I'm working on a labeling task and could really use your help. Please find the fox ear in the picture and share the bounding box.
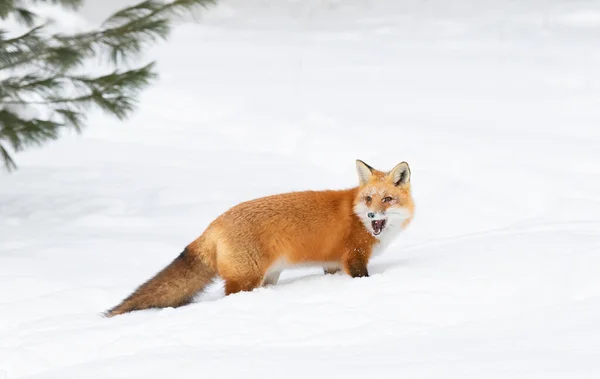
[356,159,374,185]
[388,162,410,186]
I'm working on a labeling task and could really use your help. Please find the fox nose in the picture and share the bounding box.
[367,212,375,219]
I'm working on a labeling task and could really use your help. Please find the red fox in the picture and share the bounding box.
[105,160,414,317]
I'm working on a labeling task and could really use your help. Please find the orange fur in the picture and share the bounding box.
[105,160,414,317]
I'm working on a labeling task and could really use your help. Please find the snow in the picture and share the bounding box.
[1,0,600,377]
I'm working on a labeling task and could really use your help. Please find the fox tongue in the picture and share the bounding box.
[371,219,386,235]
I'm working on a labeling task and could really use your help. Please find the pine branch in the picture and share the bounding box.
[0,75,63,98]
[0,106,82,171]
[3,94,93,105]
[14,7,37,27]
[0,0,216,171]
[2,63,156,114]
[0,109,63,151]
[57,0,215,64]
[73,61,157,93]
[54,107,83,131]
[103,0,215,27]
[102,0,167,28]
[0,143,16,171]
[0,63,156,169]
[43,45,86,71]
[1,24,87,73]
[0,0,15,19]
[0,0,82,23]
[0,25,47,70]
[71,62,157,119]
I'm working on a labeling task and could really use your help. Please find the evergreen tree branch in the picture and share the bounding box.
[0,27,86,73]
[71,62,157,118]
[14,7,37,26]
[2,24,44,45]
[0,75,62,99]
[2,95,93,105]
[0,106,84,171]
[0,0,16,19]
[103,0,214,28]
[57,0,215,64]
[0,143,17,171]
[2,63,156,115]
[54,107,83,131]
[0,109,63,151]
[0,0,216,171]
[0,0,82,23]
[0,25,47,70]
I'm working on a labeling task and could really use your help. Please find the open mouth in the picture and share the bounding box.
[371,219,387,236]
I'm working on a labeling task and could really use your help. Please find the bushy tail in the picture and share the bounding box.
[105,247,216,317]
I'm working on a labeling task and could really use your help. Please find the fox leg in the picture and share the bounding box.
[323,263,341,275]
[344,259,369,278]
[224,275,263,295]
[262,270,281,286]
[342,249,370,278]
[219,248,268,296]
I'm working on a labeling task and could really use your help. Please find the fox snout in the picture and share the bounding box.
[366,210,386,219]
[364,211,387,235]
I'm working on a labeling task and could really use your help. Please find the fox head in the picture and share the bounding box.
[353,159,414,238]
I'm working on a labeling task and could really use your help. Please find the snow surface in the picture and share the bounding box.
[2,0,600,378]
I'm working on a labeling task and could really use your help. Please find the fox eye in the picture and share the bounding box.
[365,196,372,203]
[382,196,393,203]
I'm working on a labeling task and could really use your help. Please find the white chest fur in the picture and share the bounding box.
[370,224,403,258]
